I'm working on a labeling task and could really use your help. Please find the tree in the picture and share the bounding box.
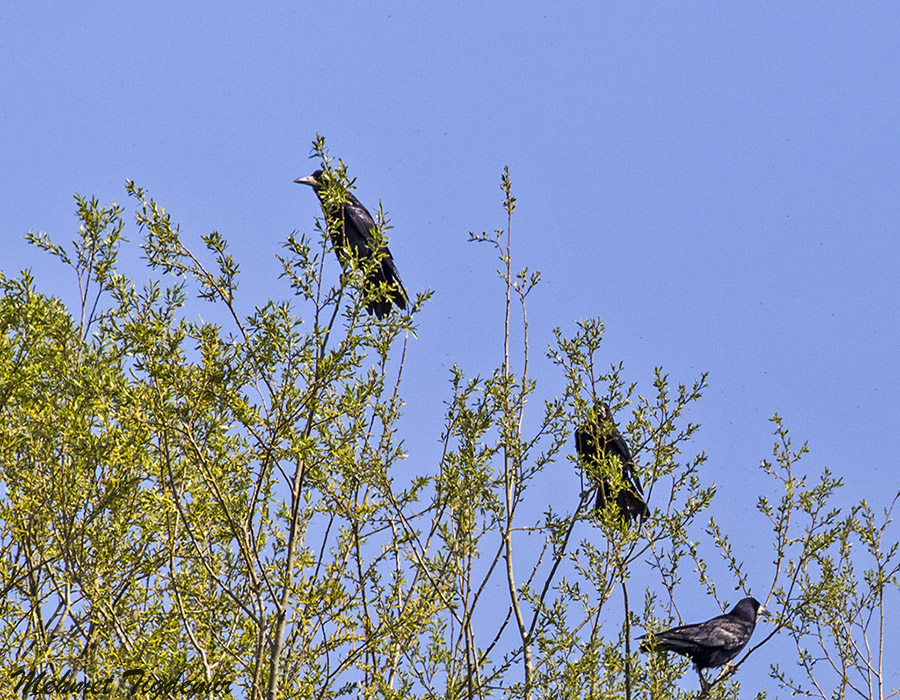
[0,139,896,699]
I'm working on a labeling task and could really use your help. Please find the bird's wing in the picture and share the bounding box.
[343,194,408,316]
[655,616,752,652]
[604,424,648,507]
[341,197,377,249]
[577,418,649,515]
[598,425,645,500]
[622,460,646,497]
[574,425,597,461]
[603,427,633,464]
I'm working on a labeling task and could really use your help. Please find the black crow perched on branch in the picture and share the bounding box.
[574,402,649,523]
[640,597,764,673]
[295,169,408,318]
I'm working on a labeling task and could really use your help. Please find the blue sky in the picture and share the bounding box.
[3,2,899,693]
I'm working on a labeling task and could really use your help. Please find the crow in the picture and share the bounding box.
[295,169,408,318]
[574,402,649,523]
[640,597,764,671]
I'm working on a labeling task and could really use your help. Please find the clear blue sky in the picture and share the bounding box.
[3,2,899,693]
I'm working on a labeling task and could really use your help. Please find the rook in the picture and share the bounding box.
[295,169,408,318]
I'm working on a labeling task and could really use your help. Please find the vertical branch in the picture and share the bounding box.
[503,512,531,694]
[878,559,885,700]
[266,274,344,700]
[502,166,513,380]
[353,518,373,690]
[623,576,632,700]
[266,450,306,700]
[493,167,533,697]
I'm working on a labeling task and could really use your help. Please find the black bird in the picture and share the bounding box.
[574,402,649,523]
[640,597,764,671]
[295,169,408,318]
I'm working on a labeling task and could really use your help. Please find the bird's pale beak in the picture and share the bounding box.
[294,175,316,186]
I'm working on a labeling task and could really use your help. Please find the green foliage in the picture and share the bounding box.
[0,141,895,699]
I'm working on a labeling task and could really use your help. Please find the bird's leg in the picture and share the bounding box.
[696,667,710,697]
